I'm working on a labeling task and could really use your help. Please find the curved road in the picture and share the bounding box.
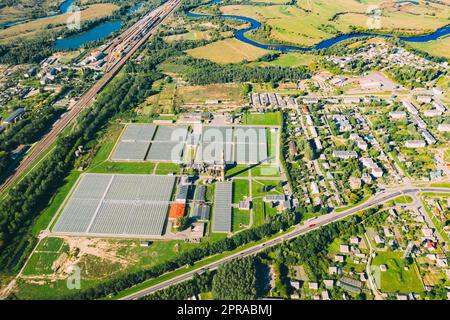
[120,187,450,300]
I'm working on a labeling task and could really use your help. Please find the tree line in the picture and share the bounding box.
[64,212,296,300]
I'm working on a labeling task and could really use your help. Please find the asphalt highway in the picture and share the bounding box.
[120,187,450,300]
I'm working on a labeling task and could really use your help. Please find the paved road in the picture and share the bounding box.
[120,187,450,300]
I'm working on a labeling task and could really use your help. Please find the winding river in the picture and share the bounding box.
[186,0,450,52]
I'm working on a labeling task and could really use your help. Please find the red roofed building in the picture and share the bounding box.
[169,204,186,227]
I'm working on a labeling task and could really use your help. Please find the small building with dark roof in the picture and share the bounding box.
[2,108,25,124]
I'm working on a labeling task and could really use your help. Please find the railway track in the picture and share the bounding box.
[0,0,181,195]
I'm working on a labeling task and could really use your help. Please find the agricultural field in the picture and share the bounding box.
[186,38,270,63]
[0,3,119,42]
[219,0,450,47]
[408,36,450,59]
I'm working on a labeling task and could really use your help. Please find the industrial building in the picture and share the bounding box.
[212,182,233,233]
[53,174,176,237]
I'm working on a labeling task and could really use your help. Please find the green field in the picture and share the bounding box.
[22,237,68,276]
[36,237,64,252]
[186,38,270,63]
[15,239,198,299]
[226,164,251,178]
[372,251,423,294]
[251,165,280,178]
[154,162,181,175]
[232,208,251,232]
[252,52,318,67]
[232,179,250,204]
[408,36,450,59]
[392,195,414,205]
[89,161,155,174]
[220,0,450,47]
[242,112,282,126]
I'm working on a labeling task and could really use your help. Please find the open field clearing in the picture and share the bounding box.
[186,38,270,63]
[146,83,245,109]
[372,251,423,294]
[15,237,197,299]
[0,3,119,41]
[407,36,450,59]
[177,83,245,104]
[252,52,319,67]
[165,30,211,42]
[220,0,450,47]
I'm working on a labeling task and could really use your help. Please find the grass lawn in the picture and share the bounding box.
[36,237,64,252]
[335,195,371,213]
[430,182,450,188]
[232,208,250,232]
[392,195,414,205]
[372,251,423,294]
[21,252,64,276]
[88,161,155,174]
[242,112,282,126]
[186,38,270,63]
[233,179,250,203]
[226,164,251,178]
[251,165,280,178]
[252,179,284,198]
[22,237,68,276]
[32,170,81,235]
[154,163,181,175]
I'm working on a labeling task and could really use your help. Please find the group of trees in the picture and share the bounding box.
[0,34,54,64]
[181,56,310,85]
[66,212,296,299]
[212,257,257,300]
[0,106,64,182]
[143,256,258,300]
[143,272,214,300]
